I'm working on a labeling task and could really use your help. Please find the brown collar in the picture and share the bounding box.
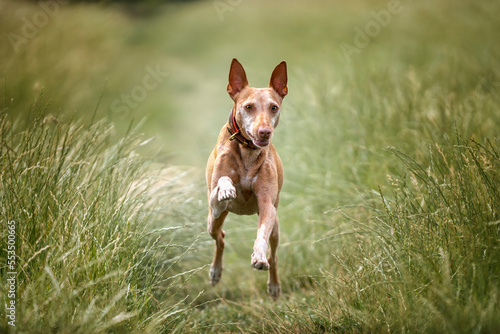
[226,108,259,150]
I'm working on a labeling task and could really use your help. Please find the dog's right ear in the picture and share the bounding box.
[227,58,248,99]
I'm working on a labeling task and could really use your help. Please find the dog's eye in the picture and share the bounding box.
[271,105,278,111]
[245,104,252,110]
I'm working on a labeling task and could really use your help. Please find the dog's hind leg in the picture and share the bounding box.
[267,215,281,300]
[207,175,236,286]
[207,207,228,286]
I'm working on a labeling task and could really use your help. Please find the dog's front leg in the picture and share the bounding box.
[209,176,236,219]
[251,199,276,271]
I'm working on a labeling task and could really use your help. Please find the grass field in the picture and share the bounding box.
[1,0,499,332]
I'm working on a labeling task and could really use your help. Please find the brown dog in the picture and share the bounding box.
[206,59,287,300]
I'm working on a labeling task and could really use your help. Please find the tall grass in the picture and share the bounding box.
[305,136,500,333]
[0,100,206,333]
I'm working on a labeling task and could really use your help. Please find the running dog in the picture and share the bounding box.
[206,58,288,300]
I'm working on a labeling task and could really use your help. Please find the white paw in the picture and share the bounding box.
[209,265,222,286]
[251,251,269,271]
[217,176,236,202]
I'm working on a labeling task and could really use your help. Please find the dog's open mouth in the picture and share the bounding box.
[248,133,270,147]
[254,140,270,147]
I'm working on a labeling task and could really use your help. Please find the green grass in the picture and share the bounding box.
[1,0,500,332]
[0,104,208,333]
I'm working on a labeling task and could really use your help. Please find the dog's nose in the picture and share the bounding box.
[258,128,272,140]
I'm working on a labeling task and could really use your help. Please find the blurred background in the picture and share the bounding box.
[3,0,497,166]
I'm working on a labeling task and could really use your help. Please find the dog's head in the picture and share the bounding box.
[227,59,287,148]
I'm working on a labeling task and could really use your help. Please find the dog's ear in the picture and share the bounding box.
[227,58,248,99]
[269,61,288,98]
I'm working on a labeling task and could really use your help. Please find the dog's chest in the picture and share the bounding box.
[228,174,258,215]
[238,174,256,201]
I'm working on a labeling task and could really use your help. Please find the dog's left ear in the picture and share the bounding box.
[227,58,249,99]
[269,61,288,98]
